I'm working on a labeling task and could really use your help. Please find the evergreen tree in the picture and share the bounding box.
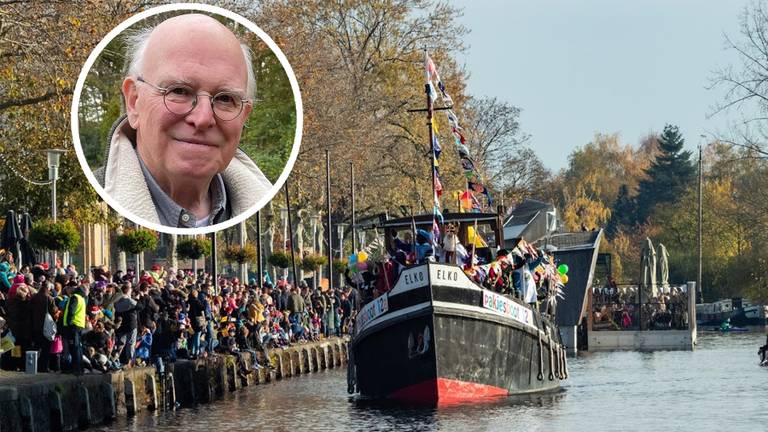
[606,184,636,238]
[635,124,695,223]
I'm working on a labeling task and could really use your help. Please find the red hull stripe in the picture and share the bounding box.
[388,378,508,404]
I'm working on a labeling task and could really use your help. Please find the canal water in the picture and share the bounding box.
[93,330,767,432]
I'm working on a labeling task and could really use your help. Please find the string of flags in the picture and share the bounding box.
[424,52,492,215]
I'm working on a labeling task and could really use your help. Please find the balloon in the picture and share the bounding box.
[557,264,569,275]
[348,254,357,264]
[357,251,368,262]
[356,261,368,271]
[561,274,569,284]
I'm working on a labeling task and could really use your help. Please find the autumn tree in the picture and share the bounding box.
[561,173,611,232]
[254,0,469,222]
[0,1,149,224]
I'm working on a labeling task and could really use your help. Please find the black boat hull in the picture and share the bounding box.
[351,263,565,405]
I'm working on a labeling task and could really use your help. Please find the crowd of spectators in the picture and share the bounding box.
[0,252,356,377]
[591,280,689,330]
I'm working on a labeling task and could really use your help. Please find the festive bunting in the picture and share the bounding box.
[424,52,492,212]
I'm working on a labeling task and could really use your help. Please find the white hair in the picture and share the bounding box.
[124,24,257,101]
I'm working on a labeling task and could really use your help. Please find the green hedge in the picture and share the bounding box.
[267,250,292,268]
[300,253,328,272]
[176,237,212,260]
[116,229,158,254]
[28,219,80,252]
[332,258,348,275]
[223,244,257,264]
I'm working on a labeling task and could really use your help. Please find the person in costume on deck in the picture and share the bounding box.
[512,253,544,304]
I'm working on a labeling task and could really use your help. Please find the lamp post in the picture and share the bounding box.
[280,206,289,280]
[309,212,320,289]
[46,149,66,268]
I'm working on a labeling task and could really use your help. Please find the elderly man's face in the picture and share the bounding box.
[124,15,252,186]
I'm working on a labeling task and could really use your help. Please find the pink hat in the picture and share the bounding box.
[13,274,25,284]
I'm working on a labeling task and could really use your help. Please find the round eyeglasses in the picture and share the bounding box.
[136,77,249,121]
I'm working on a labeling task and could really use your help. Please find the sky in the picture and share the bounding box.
[454,0,756,172]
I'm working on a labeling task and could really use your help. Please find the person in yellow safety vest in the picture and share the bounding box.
[62,282,89,375]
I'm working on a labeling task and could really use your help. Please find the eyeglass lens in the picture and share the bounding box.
[163,84,243,120]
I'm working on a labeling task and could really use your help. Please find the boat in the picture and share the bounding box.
[730,299,768,326]
[346,212,568,405]
[711,326,749,333]
[696,298,768,326]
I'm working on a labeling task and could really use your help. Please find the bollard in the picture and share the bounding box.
[194,366,212,403]
[19,396,34,432]
[124,378,137,416]
[102,382,117,420]
[291,350,301,375]
[78,385,93,427]
[300,349,310,374]
[311,347,320,372]
[321,346,329,369]
[327,345,335,369]
[333,343,342,367]
[226,361,238,392]
[146,374,159,411]
[49,390,64,431]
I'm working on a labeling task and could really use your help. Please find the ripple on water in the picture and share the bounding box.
[90,330,768,432]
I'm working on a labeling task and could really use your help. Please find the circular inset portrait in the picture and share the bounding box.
[71,4,302,234]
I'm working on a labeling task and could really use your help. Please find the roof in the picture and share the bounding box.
[539,231,601,251]
[551,229,604,327]
[503,198,553,227]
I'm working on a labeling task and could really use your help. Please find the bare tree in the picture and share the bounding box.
[460,96,548,204]
[710,0,768,158]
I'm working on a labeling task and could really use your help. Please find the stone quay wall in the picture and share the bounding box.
[0,337,349,432]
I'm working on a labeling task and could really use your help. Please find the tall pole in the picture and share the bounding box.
[697,140,703,303]
[52,178,57,222]
[326,150,333,290]
[209,231,217,280]
[256,211,263,287]
[310,214,318,290]
[426,53,437,235]
[285,181,298,286]
[52,177,57,268]
[351,162,356,253]
[281,207,288,280]
[238,221,247,282]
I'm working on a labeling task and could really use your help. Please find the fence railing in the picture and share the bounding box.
[591,299,690,331]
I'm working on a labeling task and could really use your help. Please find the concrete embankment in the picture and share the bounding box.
[0,337,349,432]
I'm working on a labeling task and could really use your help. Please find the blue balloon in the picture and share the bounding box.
[348,254,357,264]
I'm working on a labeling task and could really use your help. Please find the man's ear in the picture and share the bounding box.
[122,77,140,129]
[241,101,253,123]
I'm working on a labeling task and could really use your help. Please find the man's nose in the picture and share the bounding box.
[185,95,216,129]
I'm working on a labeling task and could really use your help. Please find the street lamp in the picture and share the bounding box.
[46,149,66,268]
[46,149,66,221]
[337,223,348,260]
